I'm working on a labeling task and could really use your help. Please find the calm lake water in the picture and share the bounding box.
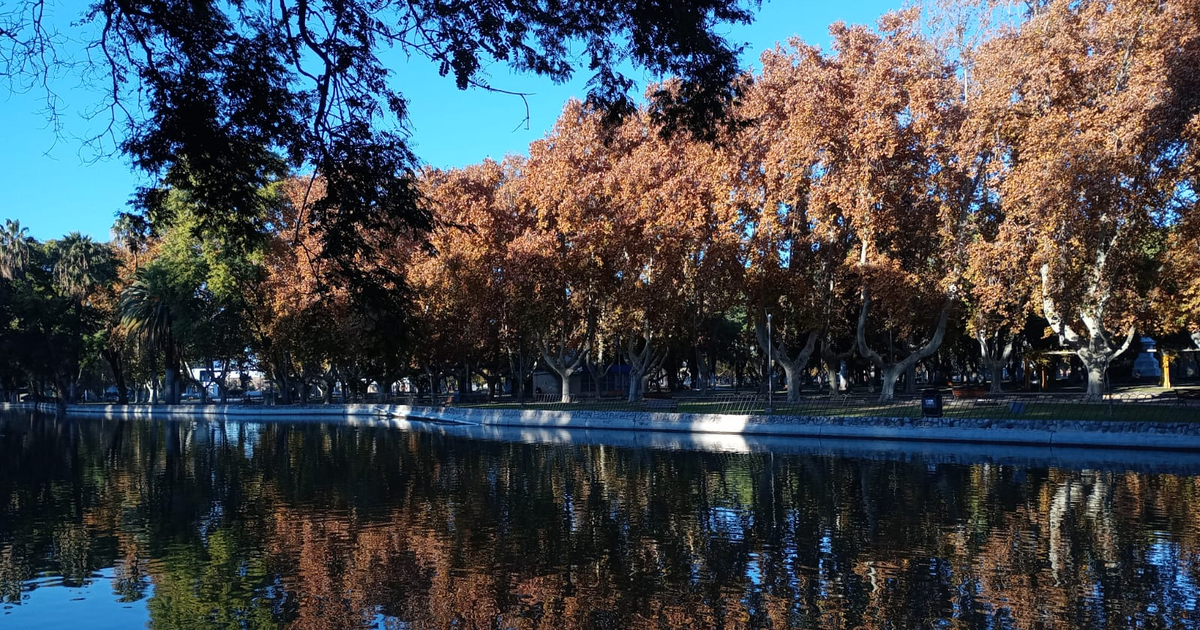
[1,411,1198,629]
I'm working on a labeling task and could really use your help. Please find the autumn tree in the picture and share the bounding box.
[970,0,1200,399]
[517,100,633,402]
[624,96,745,397]
[594,106,741,401]
[413,159,536,400]
[750,12,970,402]
[959,187,1038,393]
[254,176,419,404]
[1148,4,1200,355]
[734,43,863,401]
[1156,216,1200,352]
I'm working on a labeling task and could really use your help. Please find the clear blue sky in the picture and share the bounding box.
[0,0,897,242]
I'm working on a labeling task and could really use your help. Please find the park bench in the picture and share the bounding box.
[641,398,679,412]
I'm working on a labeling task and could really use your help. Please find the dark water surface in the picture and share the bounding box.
[2,411,1199,629]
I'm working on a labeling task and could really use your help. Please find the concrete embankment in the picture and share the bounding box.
[396,405,1200,451]
[4,401,1200,451]
[358,417,1200,475]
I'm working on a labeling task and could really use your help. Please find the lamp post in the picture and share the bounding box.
[766,312,773,414]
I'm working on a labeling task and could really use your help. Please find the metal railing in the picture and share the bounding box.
[417,388,1200,423]
[65,387,1200,424]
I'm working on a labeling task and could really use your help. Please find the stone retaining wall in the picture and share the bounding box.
[5,402,1200,451]
[391,405,1200,450]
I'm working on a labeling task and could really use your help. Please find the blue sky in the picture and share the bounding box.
[0,0,896,242]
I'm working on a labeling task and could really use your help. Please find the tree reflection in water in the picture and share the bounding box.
[1,412,1198,629]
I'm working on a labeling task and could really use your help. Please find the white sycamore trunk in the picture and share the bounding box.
[1040,264,1135,402]
[539,332,590,404]
[976,331,1016,395]
[856,289,953,403]
[755,323,818,403]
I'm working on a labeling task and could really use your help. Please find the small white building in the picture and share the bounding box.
[187,362,265,398]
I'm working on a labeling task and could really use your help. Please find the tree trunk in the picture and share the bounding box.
[430,368,440,405]
[550,363,573,403]
[825,362,840,394]
[783,363,803,403]
[976,332,1015,395]
[539,333,590,404]
[988,362,1004,394]
[51,372,69,412]
[695,346,712,396]
[164,343,180,405]
[1040,265,1135,402]
[879,365,903,403]
[821,342,852,395]
[586,360,612,400]
[460,361,471,401]
[755,323,818,403]
[761,353,771,396]
[102,348,129,405]
[624,323,666,403]
[509,338,536,406]
[663,354,682,392]
[1041,265,1132,403]
[857,289,953,403]
[200,357,212,404]
[628,370,643,401]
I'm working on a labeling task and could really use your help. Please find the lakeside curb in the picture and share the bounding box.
[4,401,1200,451]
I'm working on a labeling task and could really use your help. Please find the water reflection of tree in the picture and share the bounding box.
[2,414,1200,629]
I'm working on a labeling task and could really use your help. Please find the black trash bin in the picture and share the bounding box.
[921,388,943,418]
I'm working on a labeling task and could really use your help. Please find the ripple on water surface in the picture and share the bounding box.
[1,412,1199,629]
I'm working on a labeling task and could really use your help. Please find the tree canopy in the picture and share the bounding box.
[2,0,1199,406]
[1,0,758,261]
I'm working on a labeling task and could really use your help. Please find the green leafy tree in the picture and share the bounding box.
[0,223,115,405]
[0,219,32,281]
[2,0,759,317]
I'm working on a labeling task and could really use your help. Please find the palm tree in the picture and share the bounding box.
[121,265,182,404]
[111,213,149,271]
[0,219,32,280]
[52,232,113,300]
[48,233,119,403]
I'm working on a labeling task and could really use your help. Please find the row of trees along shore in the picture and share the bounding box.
[3,1,1200,406]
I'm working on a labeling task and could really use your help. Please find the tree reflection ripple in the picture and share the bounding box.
[1,412,1198,629]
